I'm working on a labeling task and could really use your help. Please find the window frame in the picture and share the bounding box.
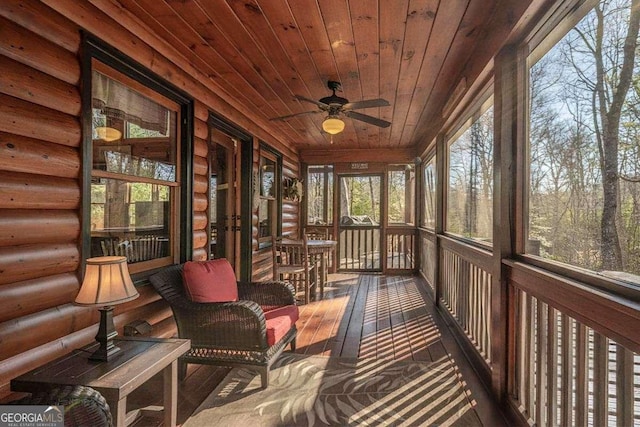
[444,88,495,249]
[421,153,437,230]
[516,0,640,300]
[81,34,193,279]
[386,164,416,227]
[257,143,282,249]
[305,164,334,226]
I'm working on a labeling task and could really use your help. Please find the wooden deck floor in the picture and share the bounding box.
[129,273,507,426]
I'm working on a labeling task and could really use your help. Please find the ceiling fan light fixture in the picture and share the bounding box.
[95,126,122,142]
[322,116,345,135]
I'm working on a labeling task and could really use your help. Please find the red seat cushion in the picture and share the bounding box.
[264,305,299,347]
[182,259,238,303]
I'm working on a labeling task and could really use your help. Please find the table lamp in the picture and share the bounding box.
[75,256,139,361]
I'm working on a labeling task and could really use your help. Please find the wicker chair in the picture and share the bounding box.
[11,385,112,427]
[149,262,298,388]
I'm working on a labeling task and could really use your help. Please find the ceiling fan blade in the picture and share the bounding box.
[342,98,390,111]
[270,110,322,121]
[294,95,330,110]
[345,111,391,128]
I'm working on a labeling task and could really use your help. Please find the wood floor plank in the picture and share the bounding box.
[305,280,352,355]
[359,274,378,358]
[294,296,325,352]
[391,276,428,361]
[325,273,360,355]
[376,275,396,359]
[342,274,371,358]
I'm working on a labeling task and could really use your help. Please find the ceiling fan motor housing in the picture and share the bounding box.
[320,81,349,107]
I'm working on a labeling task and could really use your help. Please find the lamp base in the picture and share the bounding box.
[90,306,120,362]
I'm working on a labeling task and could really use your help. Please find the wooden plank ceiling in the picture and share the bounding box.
[110,0,531,153]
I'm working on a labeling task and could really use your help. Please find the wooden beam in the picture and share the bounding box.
[0,132,80,179]
[0,170,80,210]
[0,94,80,148]
[0,57,81,116]
[300,147,416,164]
[491,44,519,400]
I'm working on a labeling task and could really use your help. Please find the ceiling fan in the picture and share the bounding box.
[271,81,391,138]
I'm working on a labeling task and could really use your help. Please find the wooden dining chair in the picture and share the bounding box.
[272,235,316,304]
[304,226,329,240]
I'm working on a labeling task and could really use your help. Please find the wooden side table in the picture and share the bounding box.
[11,337,190,427]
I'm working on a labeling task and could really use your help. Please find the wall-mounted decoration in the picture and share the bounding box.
[283,177,302,202]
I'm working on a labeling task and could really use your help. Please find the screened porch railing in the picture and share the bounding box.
[439,238,493,365]
[509,265,640,427]
[339,226,380,270]
[337,226,417,271]
[386,227,416,270]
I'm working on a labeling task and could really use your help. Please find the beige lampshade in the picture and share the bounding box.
[75,256,139,306]
[95,126,122,142]
[322,116,345,135]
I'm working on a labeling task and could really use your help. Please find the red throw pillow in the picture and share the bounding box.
[182,259,238,303]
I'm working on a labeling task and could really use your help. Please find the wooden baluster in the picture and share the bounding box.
[525,293,535,419]
[616,345,633,427]
[547,307,558,426]
[535,299,547,426]
[593,332,608,427]
[560,314,573,427]
[575,323,588,427]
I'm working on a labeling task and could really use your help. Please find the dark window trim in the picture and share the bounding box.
[305,164,334,226]
[81,33,194,279]
[258,142,283,247]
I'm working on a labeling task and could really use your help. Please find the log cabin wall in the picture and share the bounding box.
[0,0,300,398]
[192,102,210,262]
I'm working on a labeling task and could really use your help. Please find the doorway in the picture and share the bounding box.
[337,174,383,271]
[208,127,240,272]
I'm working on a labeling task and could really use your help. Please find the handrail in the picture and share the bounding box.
[508,260,640,426]
[506,260,640,354]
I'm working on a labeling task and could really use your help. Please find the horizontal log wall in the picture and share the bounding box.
[0,1,85,396]
[0,0,300,398]
[192,103,209,262]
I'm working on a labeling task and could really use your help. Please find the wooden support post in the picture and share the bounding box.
[434,133,445,306]
[491,44,519,400]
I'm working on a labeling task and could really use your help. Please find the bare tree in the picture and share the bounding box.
[564,0,640,269]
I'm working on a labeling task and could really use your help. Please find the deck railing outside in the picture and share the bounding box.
[339,226,381,270]
[439,244,493,365]
[337,226,416,272]
[433,237,640,426]
[512,288,640,426]
[419,231,437,294]
[386,227,416,270]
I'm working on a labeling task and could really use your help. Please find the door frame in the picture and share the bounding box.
[208,113,253,281]
[336,172,385,272]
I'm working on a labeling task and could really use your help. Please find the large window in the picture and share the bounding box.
[527,0,640,281]
[447,100,494,244]
[422,155,436,229]
[388,165,415,225]
[89,61,180,273]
